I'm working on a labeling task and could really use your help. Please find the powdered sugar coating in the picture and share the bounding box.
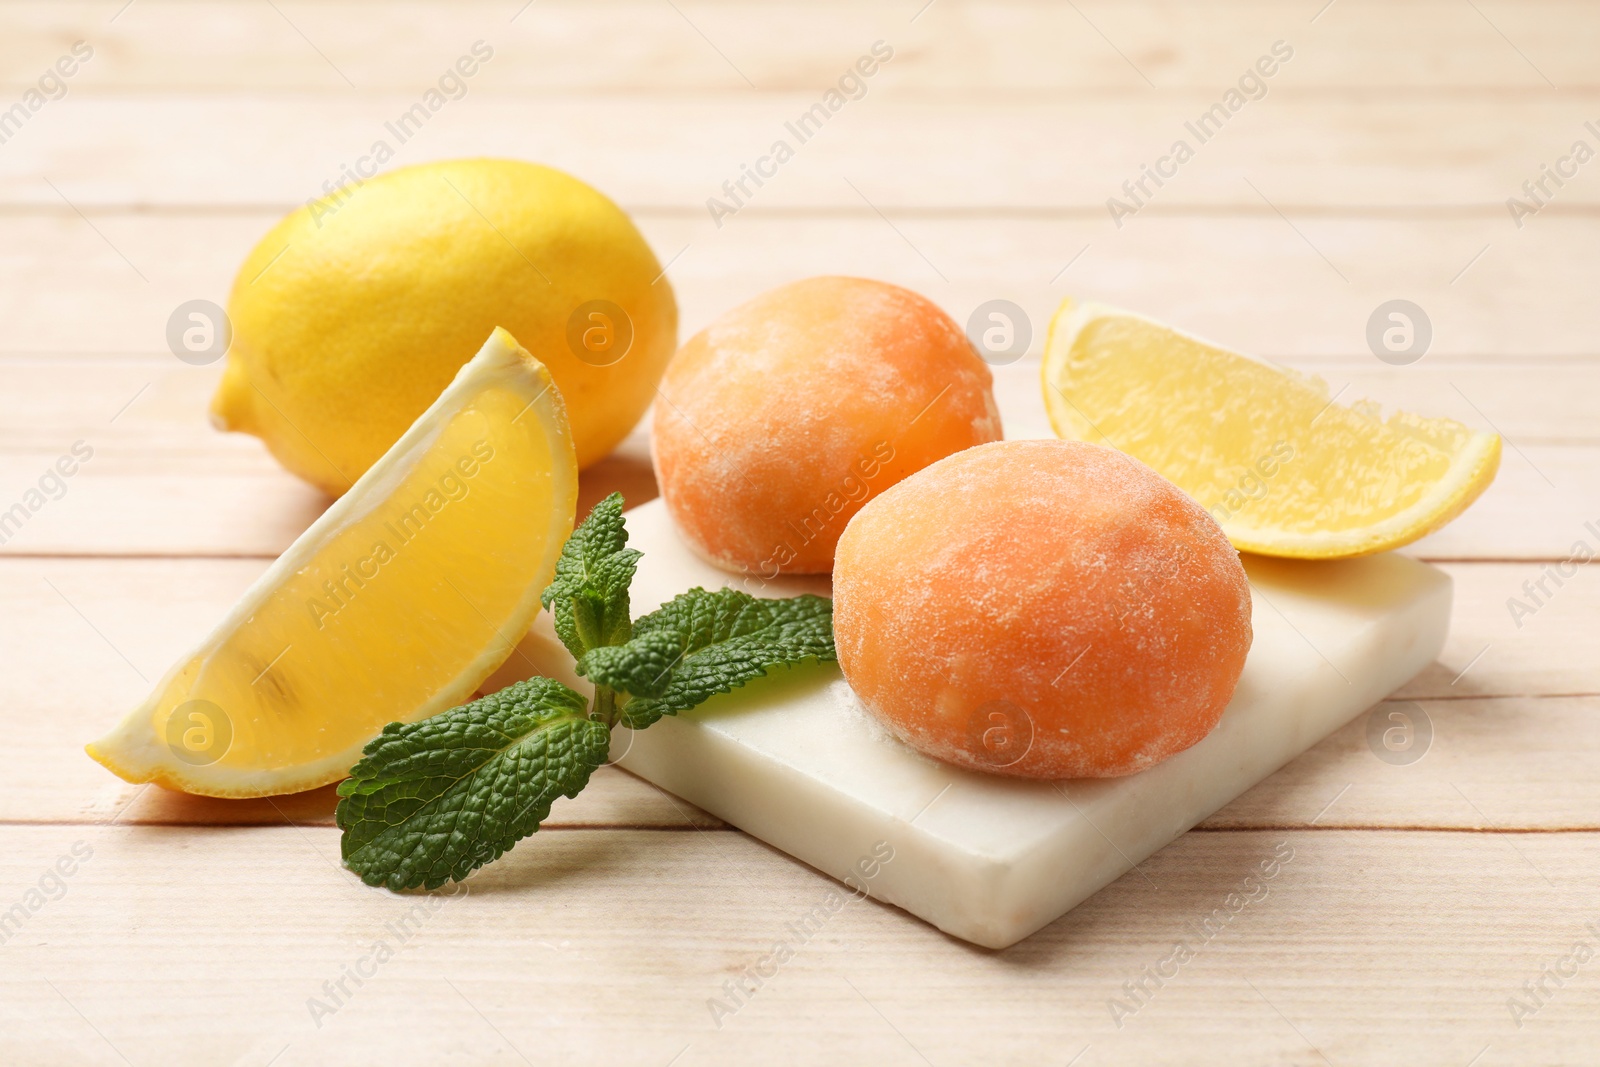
[651,276,1003,575]
[832,439,1253,779]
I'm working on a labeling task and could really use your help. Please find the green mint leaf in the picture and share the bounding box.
[540,492,641,661]
[577,628,682,698]
[611,589,836,729]
[335,678,610,890]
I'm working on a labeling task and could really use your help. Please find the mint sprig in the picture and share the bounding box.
[336,678,607,890]
[336,493,835,890]
[585,589,836,729]
[540,491,640,662]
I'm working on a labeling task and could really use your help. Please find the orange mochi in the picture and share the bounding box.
[651,276,1002,576]
[833,439,1253,779]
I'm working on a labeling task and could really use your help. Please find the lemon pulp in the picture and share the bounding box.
[88,329,578,797]
[1041,301,1500,558]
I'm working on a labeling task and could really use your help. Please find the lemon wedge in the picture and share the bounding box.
[1041,300,1500,558]
[88,328,579,797]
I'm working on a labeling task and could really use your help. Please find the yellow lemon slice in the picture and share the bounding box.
[1041,299,1500,559]
[87,328,579,797]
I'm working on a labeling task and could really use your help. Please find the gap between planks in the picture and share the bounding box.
[9,204,1600,219]
[0,817,725,831]
[5,818,1597,833]
[4,552,1592,567]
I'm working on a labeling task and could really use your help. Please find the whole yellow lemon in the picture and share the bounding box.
[211,158,677,495]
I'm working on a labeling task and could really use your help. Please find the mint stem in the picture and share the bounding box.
[593,685,620,730]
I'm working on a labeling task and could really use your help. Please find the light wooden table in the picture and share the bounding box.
[2,2,1596,1064]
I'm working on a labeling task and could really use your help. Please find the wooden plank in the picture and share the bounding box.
[72,693,1600,835]
[0,356,1586,559]
[2,0,1595,95]
[3,95,1600,211]
[5,554,1595,826]
[1402,562,1600,700]
[6,354,1597,450]
[0,823,1594,1063]
[1407,453,1596,561]
[0,446,660,558]
[71,766,724,832]
[0,412,1575,568]
[1199,695,1600,831]
[1,214,1596,361]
